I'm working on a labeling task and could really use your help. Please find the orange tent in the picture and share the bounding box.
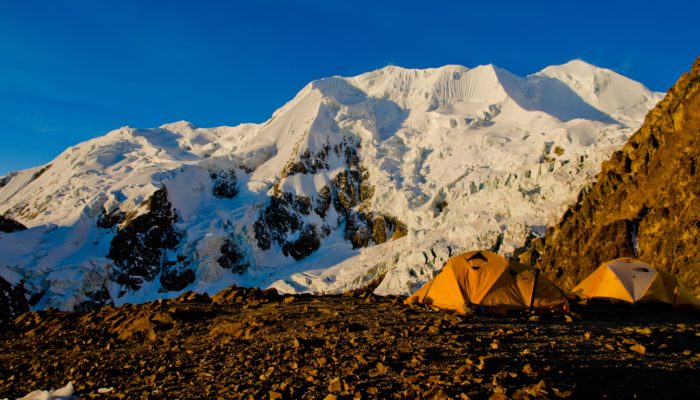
[572,257,700,308]
[405,250,569,313]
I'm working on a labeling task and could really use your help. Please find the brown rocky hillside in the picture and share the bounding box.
[518,55,700,295]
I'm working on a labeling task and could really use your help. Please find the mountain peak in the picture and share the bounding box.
[537,59,663,123]
[536,59,610,82]
[160,120,197,133]
[562,58,600,69]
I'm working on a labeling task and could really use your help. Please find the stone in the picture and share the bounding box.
[355,354,369,366]
[328,377,342,393]
[629,344,646,354]
[635,327,653,336]
[424,386,450,400]
[269,391,283,400]
[375,362,390,374]
[3,283,698,399]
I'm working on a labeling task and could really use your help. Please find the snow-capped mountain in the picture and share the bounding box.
[0,60,663,311]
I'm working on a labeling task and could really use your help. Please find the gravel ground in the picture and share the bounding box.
[1,288,699,399]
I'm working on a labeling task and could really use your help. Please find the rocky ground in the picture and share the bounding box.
[1,288,699,400]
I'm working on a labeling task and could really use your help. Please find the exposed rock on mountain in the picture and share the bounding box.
[519,56,700,295]
[210,168,239,199]
[0,277,28,322]
[217,237,249,273]
[0,215,26,233]
[107,188,184,292]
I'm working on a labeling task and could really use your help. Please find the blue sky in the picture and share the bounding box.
[1,0,698,175]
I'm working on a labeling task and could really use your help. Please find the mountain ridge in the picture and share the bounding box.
[0,59,663,314]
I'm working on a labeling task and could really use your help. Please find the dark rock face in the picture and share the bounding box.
[73,284,114,312]
[0,172,15,188]
[218,238,250,274]
[518,56,700,294]
[282,146,331,177]
[160,267,196,292]
[210,169,238,199]
[314,186,332,218]
[96,209,125,229]
[254,192,308,250]
[345,212,406,249]
[253,192,323,260]
[0,215,27,233]
[107,188,184,292]
[281,224,321,260]
[254,136,405,260]
[332,170,363,212]
[30,164,51,181]
[0,277,28,323]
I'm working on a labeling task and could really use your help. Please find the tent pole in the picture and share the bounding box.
[529,269,539,312]
[421,276,437,303]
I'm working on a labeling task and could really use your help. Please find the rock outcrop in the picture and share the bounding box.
[0,277,28,323]
[107,187,184,292]
[210,168,239,199]
[254,136,405,260]
[0,215,26,233]
[519,56,700,295]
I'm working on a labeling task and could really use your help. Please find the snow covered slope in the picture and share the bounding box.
[0,60,663,310]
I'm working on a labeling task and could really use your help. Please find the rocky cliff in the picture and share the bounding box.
[519,56,700,295]
[0,277,28,323]
[0,215,26,233]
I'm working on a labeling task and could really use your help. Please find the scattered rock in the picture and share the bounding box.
[423,386,450,400]
[1,292,699,399]
[553,388,573,398]
[630,344,647,354]
[328,377,343,393]
[375,362,390,374]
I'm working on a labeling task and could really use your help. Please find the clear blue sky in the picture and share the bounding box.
[1,0,698,175]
